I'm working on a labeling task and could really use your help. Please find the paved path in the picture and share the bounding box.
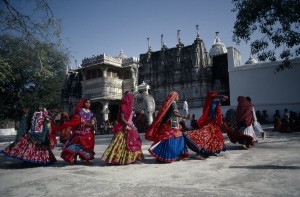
[0,126,299,197]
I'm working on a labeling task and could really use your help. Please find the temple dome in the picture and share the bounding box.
[245,55,258,64]
[209,32,227,57]
[118,49,127,59]
[137,81,150,93]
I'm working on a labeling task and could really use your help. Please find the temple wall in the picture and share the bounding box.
[227,47,300,119]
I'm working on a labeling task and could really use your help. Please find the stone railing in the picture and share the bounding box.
[82,54,122,67]
[81,77,123,100]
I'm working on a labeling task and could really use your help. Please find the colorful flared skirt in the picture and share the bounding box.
[149,136,189,162]
[184,121,226,156]
[101,130,144,165]
[61,132,95,164]
[226,125,258,146]
[0,134,56,164]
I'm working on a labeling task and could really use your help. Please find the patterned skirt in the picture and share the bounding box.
[184,121,226,156]
[61,132,95,164]
[101,130,144,165]
[149,136,189,162]
[0,134,56,164]
[224,109,258,146]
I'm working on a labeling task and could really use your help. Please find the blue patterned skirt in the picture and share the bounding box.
[148,136,189,162]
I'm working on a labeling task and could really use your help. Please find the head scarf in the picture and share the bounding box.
[53,98,90,133]
[197,90,222,128]
[112,91,134,134]
[73,98,90,115]
[145,91,179,141]
[26,102,47,131]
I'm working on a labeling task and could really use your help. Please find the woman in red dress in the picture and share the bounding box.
[184,90,227,158]
[56,98,96,164]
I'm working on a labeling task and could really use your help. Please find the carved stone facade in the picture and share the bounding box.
[138,35,230,110]
[62,33,230,129]
[61,51,139,127]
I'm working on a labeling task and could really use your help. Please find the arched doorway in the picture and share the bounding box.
[108,104,119,125]
[90,102,103,134]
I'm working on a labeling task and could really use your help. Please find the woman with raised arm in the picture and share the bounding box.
[58,98,96,164]
[184,90,227,158]
[146,91,190,163]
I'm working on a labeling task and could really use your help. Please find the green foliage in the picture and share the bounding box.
[0,34,68,120]
[0,0,69,121]
[232,0,300,71]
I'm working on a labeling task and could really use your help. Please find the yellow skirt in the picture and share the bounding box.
[101,130,144,165]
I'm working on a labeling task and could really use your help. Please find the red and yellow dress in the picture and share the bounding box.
[102,92,144,165]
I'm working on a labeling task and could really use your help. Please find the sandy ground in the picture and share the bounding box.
[0,127,299,197]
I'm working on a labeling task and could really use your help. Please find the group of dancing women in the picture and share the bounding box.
[0,90,260,165]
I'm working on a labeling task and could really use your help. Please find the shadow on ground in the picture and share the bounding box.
[229,164,300,170]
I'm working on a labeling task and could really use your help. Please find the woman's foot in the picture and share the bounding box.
[133,160,144,164]
[194,154,206,160]
[216,152,225,157]
[180,157,189,161]
[84,160,93,165]
[242,144,248,150]
[74,155,78,164]
[246,142,250,148]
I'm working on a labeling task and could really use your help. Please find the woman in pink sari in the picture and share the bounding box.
[101,91,144,165]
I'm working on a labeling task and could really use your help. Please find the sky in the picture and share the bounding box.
[45,0,252,68]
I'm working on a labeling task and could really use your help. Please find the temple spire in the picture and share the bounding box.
[196,25,199,38]
[177,30,181,44]
[176,30,184,47]
[147,37,152,52]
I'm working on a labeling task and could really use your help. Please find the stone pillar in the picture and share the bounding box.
[102,67,108,77]
[131,66,138,92]
[102,101,109,121]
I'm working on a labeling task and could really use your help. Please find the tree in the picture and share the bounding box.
[0,34,68,120]
[0,0,61,45]
[0,0,69,122]
[0,0,65,77]
[232,0,300,72]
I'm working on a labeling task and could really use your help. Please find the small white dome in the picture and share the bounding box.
[245,55,258,64]
[209,32,227,57]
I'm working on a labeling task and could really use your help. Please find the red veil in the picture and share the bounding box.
[112,92,142,151]
[197,90,222,128]
[112,92,134,134]
[51,98,88,134]
[237,96,253,126]
[145,91,179,142]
